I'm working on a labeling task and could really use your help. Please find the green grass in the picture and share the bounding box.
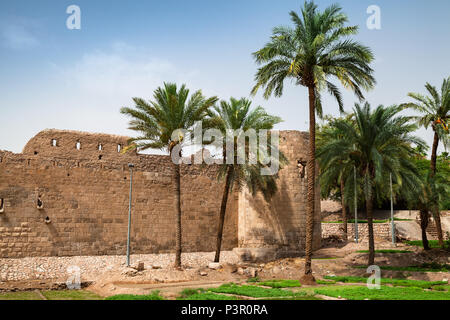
[323,218,412,224]
[353,263,450,272]
[42,290,102,300]
[179,292,238,300]
[177,288,239,300]
[255,279,301,288]
[105,291,164,300]
[316,279,337,285]
[314,285,450,300]
[324,276,448,289]
[0,290,102,300]
[246,277,260,283]
[0,291,42,300]
[405,240,450,248]
[266,296,323,300]
[431,285,450,292]
[209,283,300,298]
[356,249,411,254]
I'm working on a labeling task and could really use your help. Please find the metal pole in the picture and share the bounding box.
[126,163,134,267]
[390,173,396,246]
[354,166,358,243]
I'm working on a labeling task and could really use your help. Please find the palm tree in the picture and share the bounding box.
[403,77,449,247]
[406,173,448,250]
[317,115,355,238]
[251,1,375,282]
[120,83,218,268]
[405,154,450,250]
[208,97,286,262]
[319,103,424,265]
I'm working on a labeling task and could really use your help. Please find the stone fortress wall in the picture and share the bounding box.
[0,129,320,259]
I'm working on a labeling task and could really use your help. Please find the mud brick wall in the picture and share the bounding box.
[0,129,318,258]
[238,131,321,254]
[0,130,237,258]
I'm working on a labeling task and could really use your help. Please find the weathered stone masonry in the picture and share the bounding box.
[0,129,320,259]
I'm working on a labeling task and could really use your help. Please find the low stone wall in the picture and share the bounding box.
[322,222,392,241]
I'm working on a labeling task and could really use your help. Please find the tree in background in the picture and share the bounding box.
[405,154,450,249]
[403,76,449,247]
[121,83,218,268]
[319,103,424,265]
[317,114,355,238]
[251,1,375,283]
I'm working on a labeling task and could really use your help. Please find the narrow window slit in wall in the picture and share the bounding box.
[98,144,103,151]
[98,155,103,160]
[34,151,38,155]
[76,141,81,150]
[0,198,4,213]
[51,139,58,147]
[297,160,306,179]
[117,144,122,153]
[37,196,44,210]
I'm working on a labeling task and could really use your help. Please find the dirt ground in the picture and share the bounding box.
[88,240,449,298]
[1,239,448,299]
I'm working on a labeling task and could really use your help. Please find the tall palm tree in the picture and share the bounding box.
[120,83,218,268]
[319,103,424,265]
[251,1,375,282]
[403,77,449,247]
[208,97,286,262]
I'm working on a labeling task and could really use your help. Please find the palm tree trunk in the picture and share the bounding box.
[173,160,182,269]
[419,209,430,250]
[214,166,234,262]
[366,187,375,265]
[301,85,316,284]
[430,131,444,247]
[340,176,348,239]
[430,131,439,174]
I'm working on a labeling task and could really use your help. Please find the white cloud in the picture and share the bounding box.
[24,43,201,154]
[56,43,199,102]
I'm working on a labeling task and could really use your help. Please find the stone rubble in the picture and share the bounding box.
[0,251,240,282]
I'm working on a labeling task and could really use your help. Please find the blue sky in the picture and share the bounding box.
[0,0,449,154]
